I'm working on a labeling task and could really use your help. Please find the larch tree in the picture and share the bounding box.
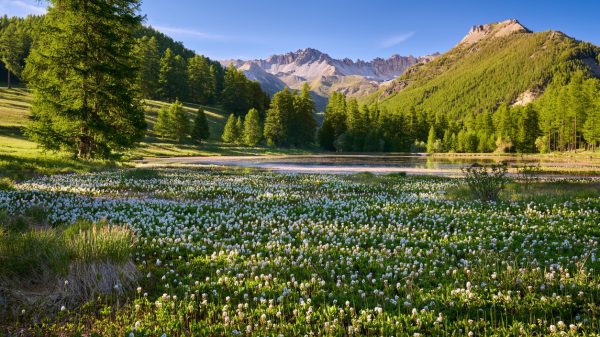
[171,99,189,143]
[264,87,293,146]
[222,113,239,143]
[291,83,317,147]
[191,108,210,143]
[243,108,262,146]
[159,48,186,101]
[24,0,146,159]
[133,35,160,99]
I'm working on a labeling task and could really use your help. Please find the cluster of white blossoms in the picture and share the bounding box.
[1,168,598,336]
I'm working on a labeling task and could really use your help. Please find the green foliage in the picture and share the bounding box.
[23,1,146,159]
[0,19,30,88]
[289,83,317,146]
[426,126,437,153]
[132,36,160,99]
[243,108,262,146]
[221,64,269,116]
[187,55,215,104]
[462,162,510,202]
[154,100,188,142]
[359,29,600,154]
[158,48,187,101]
[191,109,210,143]
[222,113,240,143]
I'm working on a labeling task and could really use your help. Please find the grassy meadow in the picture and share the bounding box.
[0,87,313,180]
[0,168,598,336]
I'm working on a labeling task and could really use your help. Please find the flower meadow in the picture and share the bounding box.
[1,168,600,336]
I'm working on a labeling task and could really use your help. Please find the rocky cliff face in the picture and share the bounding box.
[222,48,435,111]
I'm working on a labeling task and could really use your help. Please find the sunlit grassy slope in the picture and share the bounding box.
[0,87,313,178]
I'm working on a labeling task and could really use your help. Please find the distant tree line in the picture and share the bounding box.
[318,70,600,153]
[220,84,317,148]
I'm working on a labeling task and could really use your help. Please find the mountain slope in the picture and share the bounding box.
[367,19,600,118]
[224,49,435,111]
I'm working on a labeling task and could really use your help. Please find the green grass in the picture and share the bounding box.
[446,179,600,202]
[1,168,598,336]
[0,88,319,179]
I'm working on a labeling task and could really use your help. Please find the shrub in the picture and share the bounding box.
[462,162,509,202]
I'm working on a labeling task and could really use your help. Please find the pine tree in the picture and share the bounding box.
[171,100,189,143]
[187,55,214,104]
[191,109,210,143]
[221,64,249,115]
[159,48,186,101]
[154,100,188,142]
[24,0,146,158]
[291,83,317,147]
[155,105,174,139]
[235,116,244,144]
[264,88,294,146]
[222,113,239,143]
[318,92,347,150]
[133,35,160,99]
[243,108,262,146]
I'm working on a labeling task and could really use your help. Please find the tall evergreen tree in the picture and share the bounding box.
[222,113,239,143]
[171,99,189,143]
[133,35,160,99]
[187,55,213,104]
[221,64,249,115]
[243,108,262,146]
[155,105,174,139]
[291,83,317,147]
[159,48,186,101]
[24,0,146,158]
[191,109,210,143]
[154,100,188,142]
[264,87,294,146]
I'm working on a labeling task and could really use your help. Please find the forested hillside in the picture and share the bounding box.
[0,15,269,117]
[343,20,600,153]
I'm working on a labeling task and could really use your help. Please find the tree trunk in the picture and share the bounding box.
[7,70,11,89]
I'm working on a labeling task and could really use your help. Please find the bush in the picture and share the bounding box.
[462,162,509,202]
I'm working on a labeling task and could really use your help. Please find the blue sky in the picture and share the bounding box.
[2,0,600,61]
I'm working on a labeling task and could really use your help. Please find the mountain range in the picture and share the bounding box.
[222,49,437,111]
[224,19,599,116]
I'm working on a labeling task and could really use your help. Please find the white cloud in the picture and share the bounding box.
[152,25,228,42]
[0,0,47,15]
[380,32,415,48]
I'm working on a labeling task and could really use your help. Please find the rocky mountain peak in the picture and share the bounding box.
[460,19,530,45]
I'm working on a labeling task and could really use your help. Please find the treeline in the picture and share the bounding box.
[220,84,317,147]
[0,15,269,115]
[319,70,600,153]
[0,15,43,87]
[133,28,269,114]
